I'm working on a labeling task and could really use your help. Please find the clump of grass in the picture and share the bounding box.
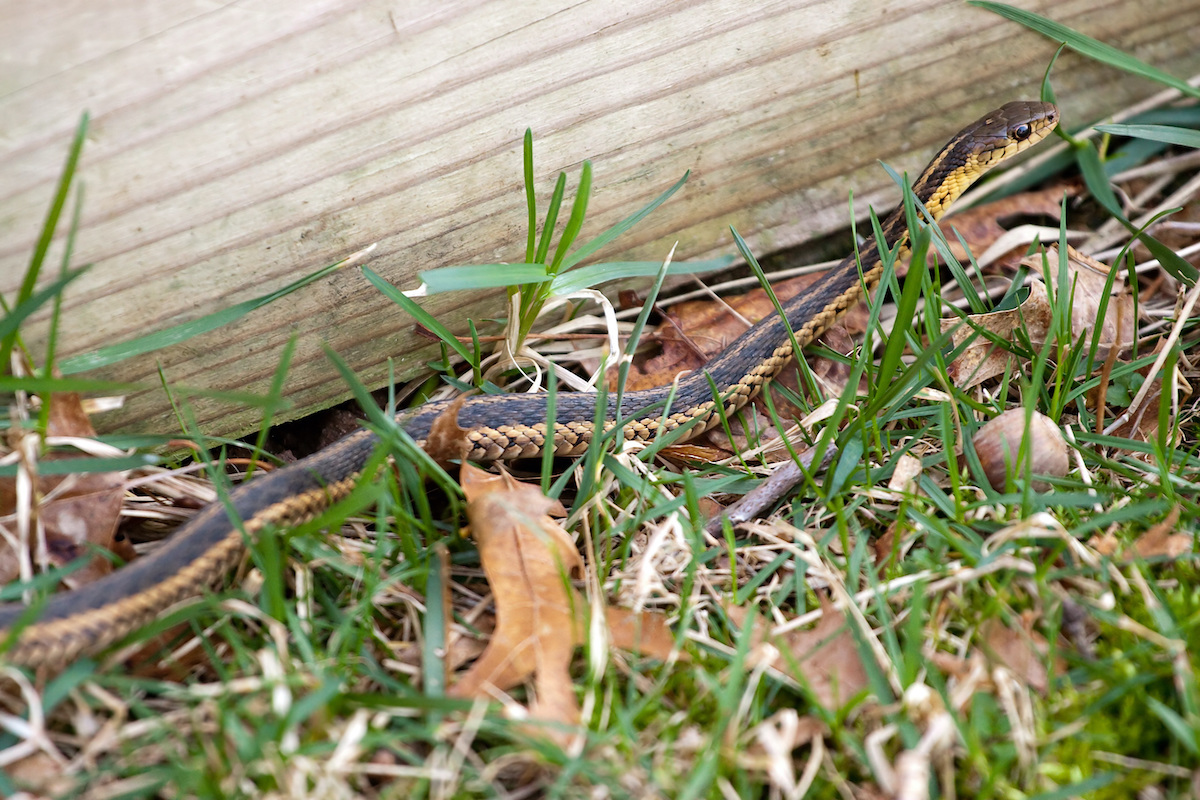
[365,129,733,396]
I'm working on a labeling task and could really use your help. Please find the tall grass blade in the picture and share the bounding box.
[522,129,537,264]
[362,266,474,364]
[60,256,352,374]
[1095,123,1200,149]
[0,267,90,346]
[551,256,735,296]
[418,264,549,293]
[534,172,567,266]
[558,171,690,272]
[547,161,592,273]
[971,2,1200,99]
[2,113,89,371]
[417,256,734,295]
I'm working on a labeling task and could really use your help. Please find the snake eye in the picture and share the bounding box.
[1012,123,1033,141]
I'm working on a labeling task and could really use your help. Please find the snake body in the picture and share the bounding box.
[0,101,1058,666]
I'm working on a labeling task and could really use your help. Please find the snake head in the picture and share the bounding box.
[920,100,1060,216]
[973,100,1060,163]
[984,100,1060,153]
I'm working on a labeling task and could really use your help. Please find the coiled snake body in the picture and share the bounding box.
[0,101,1059,667]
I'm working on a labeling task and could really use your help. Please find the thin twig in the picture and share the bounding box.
[704,446,836,536]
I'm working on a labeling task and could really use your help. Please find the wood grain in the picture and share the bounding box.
[2,0,1198,436]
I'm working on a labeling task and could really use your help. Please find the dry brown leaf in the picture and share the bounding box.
[1100,334,1192,443]
[450,463,675,745]
[1040,246,1136,356]
[5,750,72,796]
[445,614,493,671]
[944,245,1134,389]
[729,595,870,710]
[422,395,471,464]
[872,524,900,572]
[928,650,982,685]
[0,393,128,588]
[776,599,871,709]
[451,463,582,736]
[1091,507,1192,560]
[940,184,1073,270]
[1104,387,1164,442]
[605,606,677,660]
[1087,530,1121,557]
[944,286,1051,388]
[979,615,1057,695]
[886,453,923,495]
[1131,506,1193,559]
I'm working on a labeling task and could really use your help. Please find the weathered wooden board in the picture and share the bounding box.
[2,0,1198,436]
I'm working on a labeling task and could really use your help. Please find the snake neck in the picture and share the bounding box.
[403,101,1061,459]
[688,201,913,394]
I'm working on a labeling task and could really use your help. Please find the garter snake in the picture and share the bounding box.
[0,101,1058,667]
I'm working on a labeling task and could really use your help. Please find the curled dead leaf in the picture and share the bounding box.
[943,245,1134,389]
[1131,506,1193,560]
[451,463,675,747]
[939,184,1073,271]
[1090,506,1192,560]
[729,595,870,710]
[422,395,471,464]
[971,408,1069,492]
[0,393,128,588]
[978,615,1060,695]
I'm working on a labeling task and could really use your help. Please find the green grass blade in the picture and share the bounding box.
[159,384,297,409]
[321,345,454,489]
[1026,774,1119,800]
[0,267,90,347]
[60,256,352,374]
[877,226,930,382]
[44,182,86,382]
[1095,123,1200,149]
[417,263,549,293]
[0,454,158,478]
[1073,142,1198,285]
[2,113,90,371]
[944,230,987,314]
[534,172,568,267]
[539,367,558,493]
[547,160,592,273]
[557,171,690,272]
[244,334,297,481]
[971,2,1200,98]
[1041,42,1066,105]
[1137,227,1198,285]
[730,227,804,389]
[1074,142,1125,220]
[322,343,406,434]
[361,265,474,363]
[522,129,537,264]
[0,376,139,394]
[422,544,448,700]
[550,256,735,296]
[419,256,736,296]
[614,256,673,396]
